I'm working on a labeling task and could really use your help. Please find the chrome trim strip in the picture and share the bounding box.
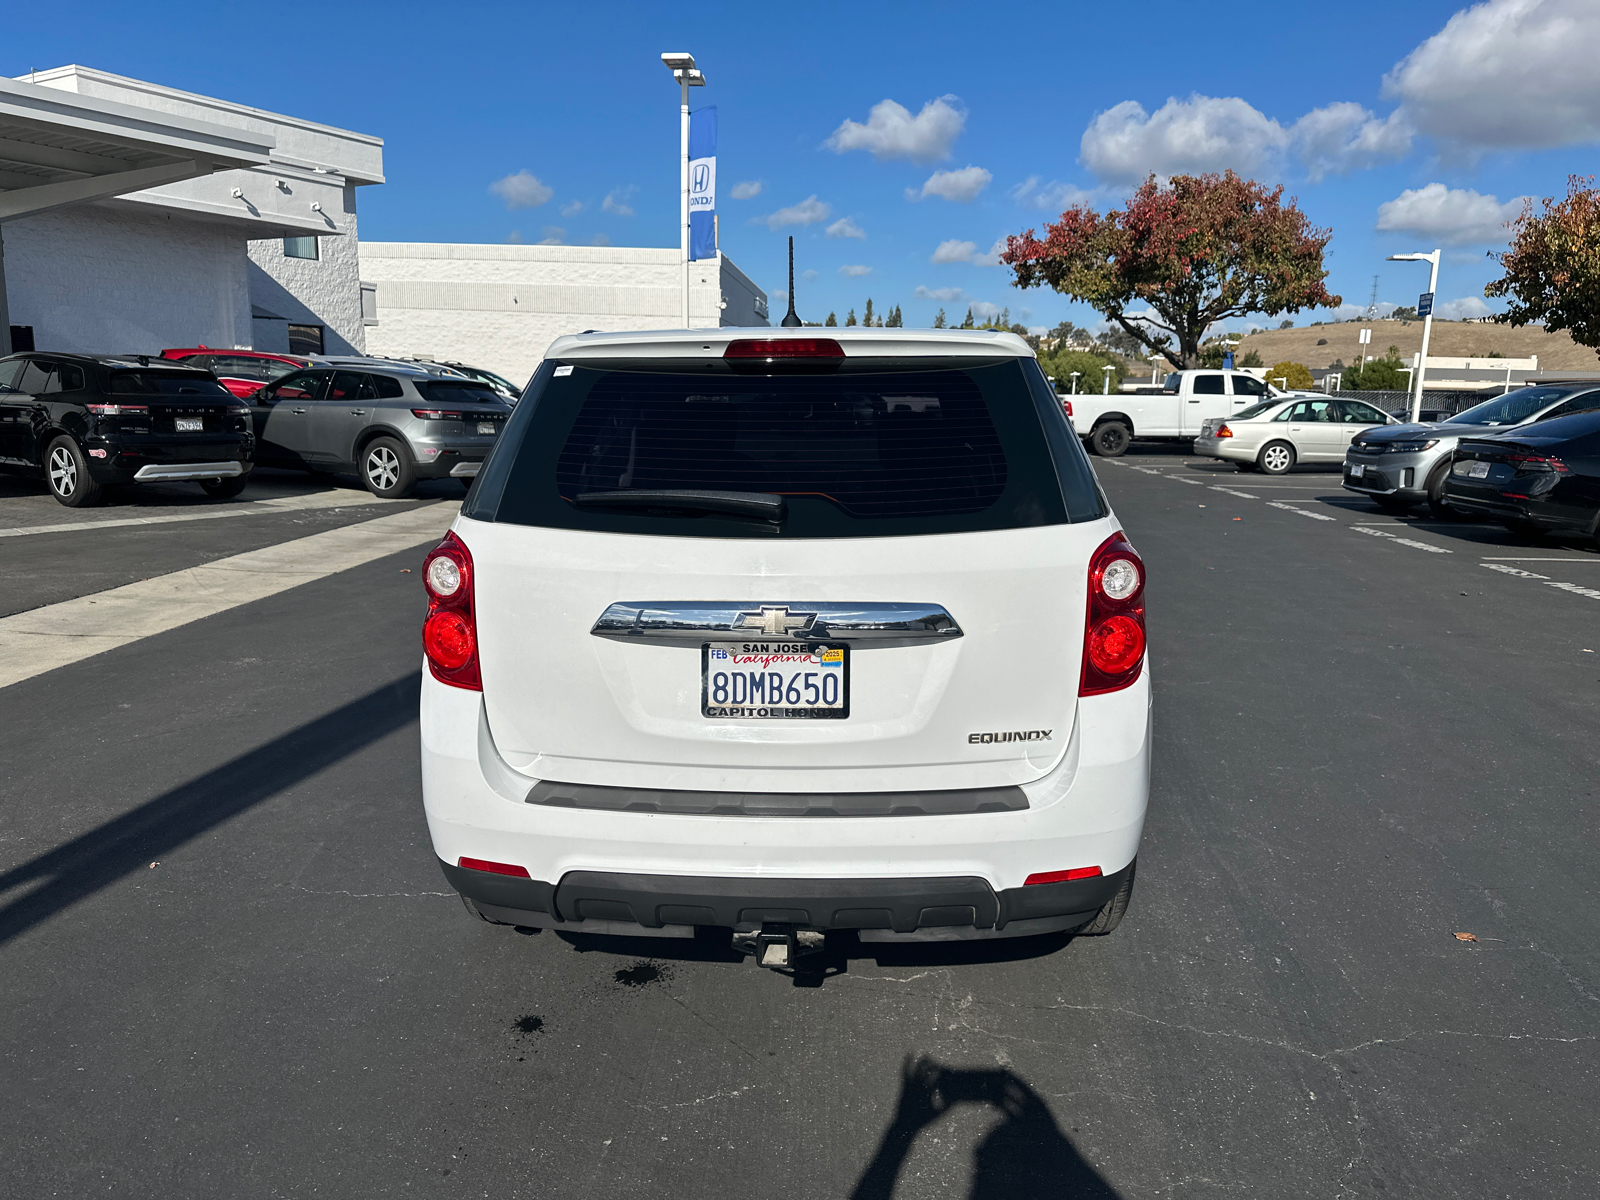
[133,462,244,481]
[590,601,963,649]
[449,461,480,477]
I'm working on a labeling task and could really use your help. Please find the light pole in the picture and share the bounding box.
[1400,366,1414,395]
[1069,371,1081,394]
[1102,364,1114,394]
[1387,249,1439,423]
[660,52,706,328]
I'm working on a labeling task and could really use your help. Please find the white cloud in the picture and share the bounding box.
[506,230,524,244]
[839,264,873,278]
[1437,296,1494,320]
[802,269,819,281]
[1291,103,1413,180]
[826,96,966,164]
[907,166,992,203]
[770,289,788,302]
[1080,96,1290,183]
[915,285,966,301]
[730,180,764,200]
[560,199,584,217]
[601,186,636,217]
[489,170,553,210]
[931,239,977,263]
[826,216,866,239]
[1027,325,1049,337]
[589,232,611,247]
[1010,176,1099,211]
[1375,183,1527,244]
[757,195,831,229]
[973,238,1005,267]
[967,300,1003,321]
[1384,0,1600,150]
[538,226,564,245]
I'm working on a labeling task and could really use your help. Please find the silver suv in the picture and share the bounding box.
[247,363,510,497]
[1343,384,1600,516]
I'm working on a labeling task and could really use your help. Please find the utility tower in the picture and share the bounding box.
[1365,275,1380,321]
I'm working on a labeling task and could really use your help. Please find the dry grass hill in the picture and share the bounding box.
[1236,319,1598,371]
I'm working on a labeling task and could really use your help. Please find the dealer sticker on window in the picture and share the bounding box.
[701,642,849,719]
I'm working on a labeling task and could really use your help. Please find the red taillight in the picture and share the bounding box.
[724,338,844,360]
[422,531,480,690]
[87,403,149,416]
[1062,398,1073,419]
[1081,532,1146,696]
[1024,866,1103,886]
[412,409,464,420]
[1508,454,1569,473]
[1215,424,1234,438]
[458,857,530,878]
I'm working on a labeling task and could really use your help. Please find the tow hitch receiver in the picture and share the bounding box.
[734,924,825,969]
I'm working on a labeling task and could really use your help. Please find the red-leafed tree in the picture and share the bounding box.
[1002,172,1341,369]
[1485,175,1600,356]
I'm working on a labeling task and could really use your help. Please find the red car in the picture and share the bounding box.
[160,347,311,399]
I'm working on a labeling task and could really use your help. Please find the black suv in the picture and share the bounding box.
[0,353,254,507]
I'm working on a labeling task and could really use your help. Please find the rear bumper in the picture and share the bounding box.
[420,664,1150,940]
[443,857,1129,940]
[1193,437,1254,463]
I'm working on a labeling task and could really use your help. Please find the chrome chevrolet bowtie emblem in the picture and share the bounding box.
[736,605,817,637]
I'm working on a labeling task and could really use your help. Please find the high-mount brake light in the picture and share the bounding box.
[1024,866,1103,886]
[723,338,845,360]
[1215,424,1234,438]
[87,404,149,416]
[1081,532,1146,696]
[421,531,480,690]
[458,857,530,878]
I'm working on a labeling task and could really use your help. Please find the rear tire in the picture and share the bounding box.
[44,436,104,508]
[1091,421,1131,457]
[1078,861,1135,936]
[360,436,416,499]
[201,474,248,499]
[1257,441,1296,475]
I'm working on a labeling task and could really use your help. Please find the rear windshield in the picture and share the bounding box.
[418,380,509,407]
[1447,387,1571,426]
[1232,400,1280,420]
[466,357,1105,539]
[108,371,231,397]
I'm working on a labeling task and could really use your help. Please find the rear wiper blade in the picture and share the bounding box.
[573,489,787,522]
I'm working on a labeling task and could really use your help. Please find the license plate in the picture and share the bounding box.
[1349,463,1364,478]
[1468,461,1490,478]
[702,642,849,719]
[477,422,496,435]
[175,417,203,432]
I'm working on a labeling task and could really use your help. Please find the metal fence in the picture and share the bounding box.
[1329,389,1492,418]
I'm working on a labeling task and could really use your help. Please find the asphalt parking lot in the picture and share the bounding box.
[2,455,1596,1198]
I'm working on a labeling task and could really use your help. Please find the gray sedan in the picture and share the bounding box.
[248,364,510,497]
[1342,384,1600,516]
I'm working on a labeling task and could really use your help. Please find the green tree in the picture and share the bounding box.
[960,307,975,329]
[863,298,876,327]
[1486,174,1600,357]
[933,308,947,328]
[1390,305,1418,322]
[825,311,837,327]
[1278,319,1295,329]
[1002,170,1340,368]
[845,308,857,327]
[1239,348,1264,368]
[887,304,903,328]
[1264,360,1314,390]
[1342,354,1407,390]
[1039,348,1124,394]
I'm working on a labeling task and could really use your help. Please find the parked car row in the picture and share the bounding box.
[159,347,523,404]
[0,349,514,506]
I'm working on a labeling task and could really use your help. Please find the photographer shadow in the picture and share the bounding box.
[852,1055,1119,1200]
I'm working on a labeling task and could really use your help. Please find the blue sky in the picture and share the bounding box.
[9,0,1598,335]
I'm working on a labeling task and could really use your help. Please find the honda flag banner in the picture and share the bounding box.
[689,105,716,261]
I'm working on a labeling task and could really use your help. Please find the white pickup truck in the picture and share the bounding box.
[1068,369,1281,457]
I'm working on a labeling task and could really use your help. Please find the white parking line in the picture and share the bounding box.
[1482,563,1548,578]
[1209,486,1259,499]
[1266,502,1337,522]
[0,489,399,539]
[1170,476,1208,486]
[1351,527,1452,554]
[1480,556,1600,562]
[1546,581,1600,601]
[0,502,458,690]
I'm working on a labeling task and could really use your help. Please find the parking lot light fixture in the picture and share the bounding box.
[1387,249,1440,423]
[1102,364,1114,394]
[661,52,706,328]
[1069,371,1081,394]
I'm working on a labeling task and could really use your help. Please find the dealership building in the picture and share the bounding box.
[1,66,767,376]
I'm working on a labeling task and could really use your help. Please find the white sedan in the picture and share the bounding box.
[1193,396,1397,474]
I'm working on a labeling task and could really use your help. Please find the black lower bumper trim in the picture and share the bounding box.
[439,858,1128,935]
[526,778,1028,817]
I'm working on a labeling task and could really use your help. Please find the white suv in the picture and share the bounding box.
[419,328,1150,965]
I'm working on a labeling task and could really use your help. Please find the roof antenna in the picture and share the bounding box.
[780,236,802,327]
